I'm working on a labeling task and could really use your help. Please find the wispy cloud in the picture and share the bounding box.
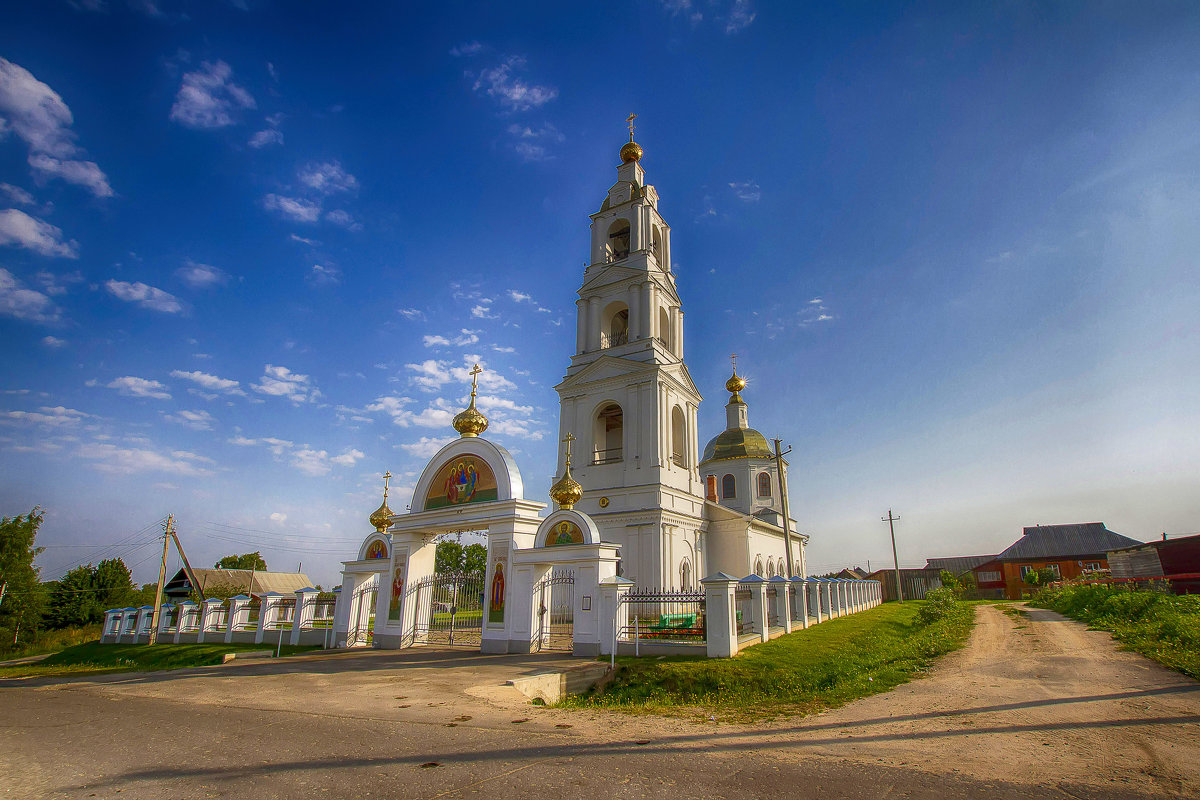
[77,441,213,476]
[0,183,34,205]
[0,210,79,258]
[170,369,246,397]
[397,435,455,458]
[252,364,320,403]
[41,335,67,348]
[165,409,215,430]
[170,60,255,129]
[298,161,358,194]
[423,329,480,348]
[397,307,424,320]
[307,263,342,286]
[729,181,761,202]
[1,405,91,427]
[105,279,183,313]
[0,57,113,197]
[105,376,172,400]
[263,193,321,223]
[450,41,484,58]
[471,56,557,112]
[725,0,756,33]
[176,261,229,289]
[248,127,283,148]
[0,268,59,322]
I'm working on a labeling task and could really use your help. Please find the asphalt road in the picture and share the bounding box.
[1,606,1197,800]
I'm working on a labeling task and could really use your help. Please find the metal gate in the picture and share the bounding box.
[409,571,485,648]
[347,584,376,647]
[533,568,574,652]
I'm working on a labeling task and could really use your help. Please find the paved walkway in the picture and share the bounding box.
[1,606,1197,799]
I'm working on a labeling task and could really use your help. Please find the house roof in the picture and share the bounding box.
[998,523,1140,561]
[163,568,314,597]
[925,555,997,574]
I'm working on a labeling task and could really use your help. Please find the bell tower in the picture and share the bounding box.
[554,120,706,588]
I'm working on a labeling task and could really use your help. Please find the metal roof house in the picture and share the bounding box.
[162,568,315,601]
[994,523,1140,600]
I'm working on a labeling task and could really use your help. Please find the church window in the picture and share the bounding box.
[671,406,687,467]
[754,557,764,576]
[705,474,717,501]
[607,219,631,261]
[601,302,629,348]
[652,226,664,265]
[593,403,624,464]
[722,473,736,499]
[766,558,775,577]
[757,472,771,498]
[658,307,672,352]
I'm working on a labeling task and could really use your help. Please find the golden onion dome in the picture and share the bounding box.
[548,462,583,509]
[620,140,643,163]
[725,371,747,394]
[369,500,393,532]
[700,427,773,464]
[452,399,488,437]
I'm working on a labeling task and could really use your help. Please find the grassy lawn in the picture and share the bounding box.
[0,641,319,679]
[1030,583,1200,679]
[562,600,975,722]
[0,624,103,662]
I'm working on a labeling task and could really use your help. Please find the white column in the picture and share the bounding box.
[628,282,641,340]
[701,573,739,658]
[576,299,587,354]
[639,282,652,341]
[587,297,601,351]
[673,307,684,358]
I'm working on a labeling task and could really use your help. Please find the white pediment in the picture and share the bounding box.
[579,264,644,295]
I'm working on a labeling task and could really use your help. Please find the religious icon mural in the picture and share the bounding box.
[544,519,585,547]
[366,539,388,559]
[488,560,505,624]
[424,455,498,510]
[388,557,406,622]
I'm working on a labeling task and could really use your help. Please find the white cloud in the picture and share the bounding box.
[166,409,215,430]
[229,435,293,455]
[507,289,533,303]
[269,512,287,524]
[725,0,756,33]
[397,435,455,458]
[492,345,515,353]
[0,268,58,322]
[35,269,82,296]
[816,314,833,321]
[506,123,564,161]
[298,161,358,194]
[330,449,364,467]
[290,447,363,476]
[307,263,342,286]
[176,261,229,289]
[471,56,557,112]
[397,307,424,320]
[403,357,517,394]
[471,304,497,319]
[0,183,34,205]
[423,329,480,348]
[41,335,66,348]
[263,193,321,223]
[324,209,361,230]
[729,181,761,202]
[170,60,255,129]
[105,279,183,313]
[248,127,283,148]
[170,369,246,396]
[290,233,318,246]
[0,405,90,427]
[0,209,79,258]
[808,297,823,304]
[252,364,319,403]
[77,441,213,476]
[106,376,172,400]
[27,154,113,197]
[450,41,484,57]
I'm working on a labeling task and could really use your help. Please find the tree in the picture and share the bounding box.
[43,558,137,629]
[435,540,487,574]
[215,552,267,571]
[463,543,487,574]
[0,509,46,647]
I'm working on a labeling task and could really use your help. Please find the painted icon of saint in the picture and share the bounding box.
[490,563,505,610]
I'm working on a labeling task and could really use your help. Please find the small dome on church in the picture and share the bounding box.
[369,500,393,532]
[620,140,643,163]
[452,402,488,437]
[548,463,583,509]
[701,427,773,463]
[725,371,746,394]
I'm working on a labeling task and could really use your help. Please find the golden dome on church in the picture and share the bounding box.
[452,363,489,437]
[369,499,393,532]
[701,427,773,463]
[725,371,747,394]
[548,462,583,509]
[620,140,643,163]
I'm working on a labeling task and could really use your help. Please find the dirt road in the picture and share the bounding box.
[1,605,1197,799]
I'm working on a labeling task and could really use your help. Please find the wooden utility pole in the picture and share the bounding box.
[148,515,173,645]
[882,509,903,602]
[773,439,796,578]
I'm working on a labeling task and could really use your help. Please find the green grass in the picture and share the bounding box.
[562,600,975,722]
[0,641,319,679]
[0,624,103,661]
[1030,583,1200,679]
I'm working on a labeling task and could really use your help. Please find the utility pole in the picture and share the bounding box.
[882,509,903,602]
[773,439,796,578]
[148,515,173,645]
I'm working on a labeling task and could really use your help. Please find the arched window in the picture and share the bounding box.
[593,403,623,464]
[601,302,629,349]
[757,472,771,498]
[658,307,672,352]
[652,226,664,265]
[754,557,764,577]
[705,474,717,501]
[766,558,775,577]
[722,474,736,499]
[680,559,692,591]
[671,405,687,467]
[607,219,630,261]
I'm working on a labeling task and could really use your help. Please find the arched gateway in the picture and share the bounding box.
[335,366,619,656]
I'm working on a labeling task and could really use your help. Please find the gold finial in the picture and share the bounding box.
[452,363,489,437]
[725,352,747,398]
[548,432,583,509]
[620,113,642,163]
[369,470,395,532]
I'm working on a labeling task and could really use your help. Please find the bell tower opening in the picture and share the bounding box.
[606,219,630,261]
[592,403,624,465]
[601,302,629,349]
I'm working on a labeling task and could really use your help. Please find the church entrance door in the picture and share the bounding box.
[347,584,377,647]
[409,571,485,648]
[532,567,574,652]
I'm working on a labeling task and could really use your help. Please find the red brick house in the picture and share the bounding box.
[995,523,1140,600]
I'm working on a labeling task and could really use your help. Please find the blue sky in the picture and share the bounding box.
[2,1,1198,587]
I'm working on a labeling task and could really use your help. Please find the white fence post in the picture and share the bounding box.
[701,573,739,658]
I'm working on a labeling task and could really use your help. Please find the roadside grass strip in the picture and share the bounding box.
[562,600,975,722]
[1030,584,1200,679]
[0,641,319,679]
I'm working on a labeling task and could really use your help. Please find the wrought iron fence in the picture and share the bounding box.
[734,585,752,636]
[409,571,486,648]
[265,598,297,630]
[533,568,575,652]
[618,588,706,645]
[346,585,376,647]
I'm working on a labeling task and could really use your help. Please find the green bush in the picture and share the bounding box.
[917,587,958,624]
[1030,583,1200,678]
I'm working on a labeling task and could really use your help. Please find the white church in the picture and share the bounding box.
[333,129,832,655]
